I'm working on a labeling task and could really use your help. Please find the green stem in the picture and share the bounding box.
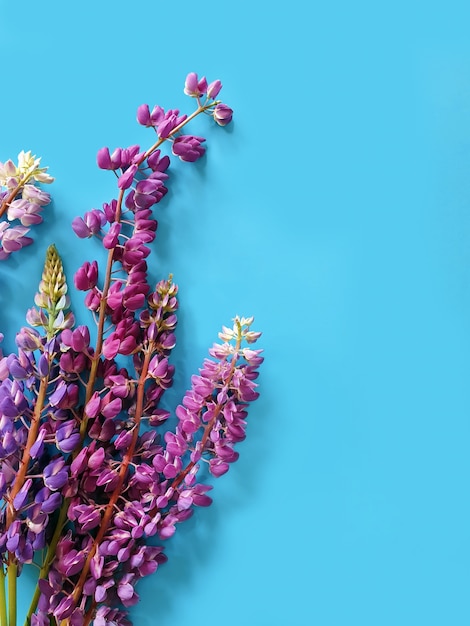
[7,561,16,626]
[5,376,49,626]
[0,565,7,626]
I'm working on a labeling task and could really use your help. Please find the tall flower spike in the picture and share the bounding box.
[32,245,74,338]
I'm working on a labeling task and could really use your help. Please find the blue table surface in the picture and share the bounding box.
[2,1,470,624]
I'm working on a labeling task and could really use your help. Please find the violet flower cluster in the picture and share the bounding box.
[0,152,53,259]
[0,74,261,626]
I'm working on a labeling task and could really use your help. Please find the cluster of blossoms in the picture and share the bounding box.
[0,151,53,259]
[0,74,260,626]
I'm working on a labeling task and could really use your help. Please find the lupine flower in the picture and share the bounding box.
[207,79,222,99]
[0,225,33,257]
[71,210,106,238]
[0,151,53,259]
[184,72,207,98]
[172,135,206,162]
[74,260,99,291]
[213,103,234,126]
[156,109,187,139]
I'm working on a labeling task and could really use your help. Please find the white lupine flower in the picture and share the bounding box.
[17,150,40,173]
[0,150,53,259]
[218,325,236,341]
[0,151,54,187]
[33,169,54,183]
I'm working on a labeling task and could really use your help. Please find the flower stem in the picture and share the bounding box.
[0,565,7,626]
[7,377,49,515]
[7,562,16,626]
[5,375,49,626]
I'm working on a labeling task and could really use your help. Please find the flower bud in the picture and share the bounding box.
[213,103,233,126]
[207,79,222,99]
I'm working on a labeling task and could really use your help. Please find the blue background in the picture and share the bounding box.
[1,0,470,624]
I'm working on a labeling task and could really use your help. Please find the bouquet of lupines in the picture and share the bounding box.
[0,73,263,626]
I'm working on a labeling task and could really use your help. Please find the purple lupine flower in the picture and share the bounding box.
[136,104,165,128]
[122,288,146,312]
[147,356,169,381]
[13,478,33,510]
[102,318,139,359]
[16,326,42,351]
[72,210,106,238]
[121,237,150,268]
[84,393,102,420]
[172,135,206,162]
[68,503,102,532]
[43,458,69,491]
[207,79,222,99]
[36,490,62,515]
[96,147,114,170]
[7,353,32,381]
[99,145,143,172]
[59,350,87,374]
[117,165,138,191]
[30,429,47,459]
[136,104,152,127]
[146,149,170,172]
[54,595,75,620]
[156,110,187,139]
[49,380,75,408]
[177,484,212,510]
[61,325,91,352]
[101,394,122,419]
[120,145,143,168]
[74,261,99,291]
[133,179,164,210]
[133,210,158,243]
[102,222,121,249]
[84,287,101,311]
[102,199,118,223]
[1,225,33,253]
[184,72,207,98]
[106,280,124,310]
[213,103,234,126]
[56,422,81,454]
